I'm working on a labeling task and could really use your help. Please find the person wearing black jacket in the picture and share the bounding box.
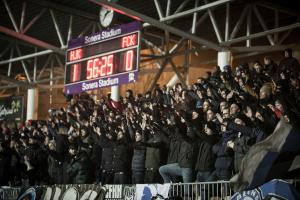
[226,116,265,173]
[131,129,146,184]
[111,129,131,184]
[65,143,93,184]
[47,140,64,184]
[158,117,181,183]
[94,127,114,184]
[195,121,220,182]
[23,135,48,185]
[159,113,196,184]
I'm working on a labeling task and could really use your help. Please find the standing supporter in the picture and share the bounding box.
[208,121,234,181]
[65,143,93,184]
[279,48,300,74]
[131,129,146,184]
[47,140,64,184]
[195,121,219,182]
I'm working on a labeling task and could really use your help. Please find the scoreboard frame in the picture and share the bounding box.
[64,21,141,95]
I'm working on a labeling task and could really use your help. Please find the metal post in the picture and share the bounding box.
[20,2,26,32]
[246,6,252,47]
[218,51,231,71]
[154,0,164,19]
[0,49,53,65]
[38,55,52,80]
[225,2,230,41]
[230,5,249,40]
[50,9,65,47]
[7,47,13,77]
[22,9,46,33]
[67,15,73,44]
[205,0,223,42]
[15,45,32,82]
[253,5,275,46]
[3,0,19,32]
[274,9,279,44]
[33,48,37,81]
[279,29,292,44]
[166,0,171,18]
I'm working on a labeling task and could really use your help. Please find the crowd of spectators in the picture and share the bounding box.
[0,48,300,186]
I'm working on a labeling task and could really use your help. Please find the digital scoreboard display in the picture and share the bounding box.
[64,22,141,94]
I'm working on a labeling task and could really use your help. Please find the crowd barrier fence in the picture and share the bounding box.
[0,180,299,200]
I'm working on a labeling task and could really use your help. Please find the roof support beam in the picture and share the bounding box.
[22,9,46,33]
[154,0,164,19]
[279,29,292,45]
[3,0,19,32]
[0,43,12,58]
[246,6,252,47]
[205,0,223,42]
[0,25,65,55]
[89,0,222,51]
[230,5,248,40]
[222,22,300,45]
[0,49,53,65]
[25,0,98,21]
[50,9,65,47]
[20,2,26,32]
[0,75,26,86]
[257,1,300,19]
[7,47,13,77]
[224,2,230,41]
[15,45,32,82]
[160,0,234,22]
[230,44,296,52]
[253,5,274,46]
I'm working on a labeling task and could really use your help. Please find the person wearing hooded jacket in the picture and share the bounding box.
[208,121,234,181]
[195,121,220,182]
[65,143,92,184]
[226,115,265,173]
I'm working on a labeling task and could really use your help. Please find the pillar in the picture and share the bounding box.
[111,85,120,102]
[26,87,39,121]
[218,51,231,71]
[166,74,179,88]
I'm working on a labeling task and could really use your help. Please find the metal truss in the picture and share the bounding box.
[0,0,101,90]
[89,0,300,90]
[1,0,300,92]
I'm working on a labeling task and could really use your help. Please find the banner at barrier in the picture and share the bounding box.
[135,184,170,200]
[0,96,24,122]
[105,184,136,200]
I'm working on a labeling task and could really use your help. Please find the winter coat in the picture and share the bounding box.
[131,142,146,172]
[227,122,265,172]
[213,131,234,172]
[111,140,131,173]
[158,125,181,164]
[65,151,92,184]
[195,133,219,172]
[145,134,162,170]
[0,149,10,186]
[48,150,64,184]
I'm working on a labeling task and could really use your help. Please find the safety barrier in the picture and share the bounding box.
[169,181,232,200]
[0,180,299,200]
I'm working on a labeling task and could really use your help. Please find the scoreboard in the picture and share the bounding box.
[65,21,141,94]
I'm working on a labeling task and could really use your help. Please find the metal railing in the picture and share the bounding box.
[1,180,299,200]
[169,181,232,200]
